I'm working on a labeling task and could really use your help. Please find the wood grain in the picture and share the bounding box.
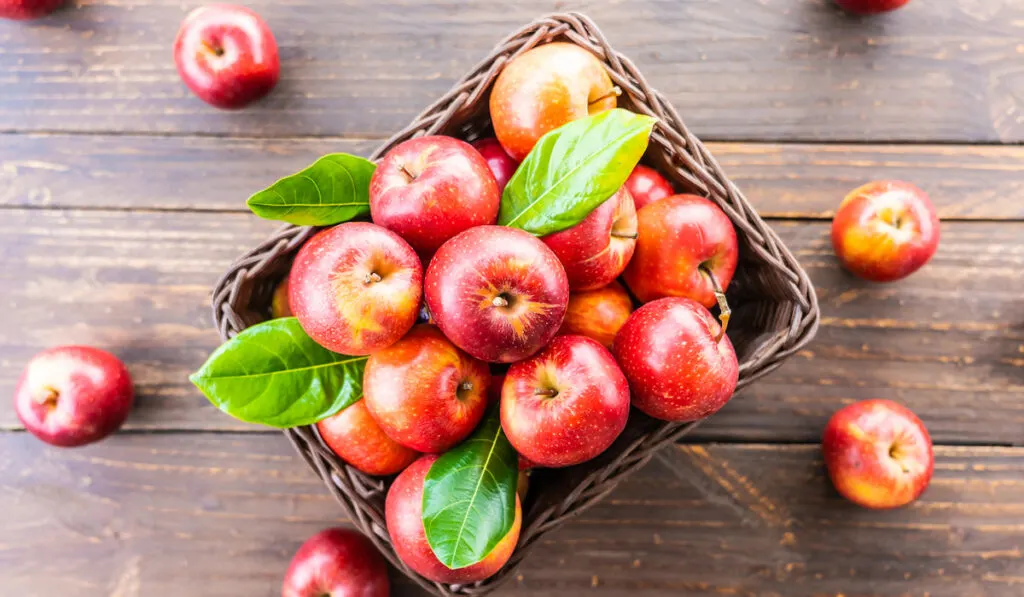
[3,135,1023,219]
[1,0,1022,142]
[1,208,1021,444]
[1,434,1022,596]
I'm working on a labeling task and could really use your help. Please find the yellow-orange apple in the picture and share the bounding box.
[316,400,419,476]
[557,281,634,349]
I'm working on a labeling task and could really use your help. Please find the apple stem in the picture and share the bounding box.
[701,265,731,343]
[611,231,639,240]
[491,296,509,308]
[399,164,417,182]
[589,86,622,106]
[200,40,224,57]
[33,386,59,408]
[363,272,382,285]
[533,388,559,398]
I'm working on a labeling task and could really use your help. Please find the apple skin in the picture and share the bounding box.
[624,165,674,211]
[834,0,910,15]
[363,325,490,453]
[316,400,419,476]
[14,346,134,447]
[501,335,630,468]
[613,298,738,422]
[557,281,633,350]
[472,138,519,195]
[541,187,637,291]
[425,225,569,363]
[0,0,62,20]
[289,222,422,356]
[823,399,933,509]
[831,181,940,283]
[282,527,389,597]
[271,275,293,318]
[370,136,500,258]
[490,42,617,161]
[173,4,279,109]
[386,455,522,584]
[622,194,738,308]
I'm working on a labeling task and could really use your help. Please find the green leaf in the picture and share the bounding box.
[189,317,367,428]
[499,108,655,236]
[246,153,376,226]
[423,408,518,570]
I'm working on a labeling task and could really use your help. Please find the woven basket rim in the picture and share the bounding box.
[209,11,819,597]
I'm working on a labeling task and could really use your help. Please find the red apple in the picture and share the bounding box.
[557,281,633,350]
[370,136,500,257]
[613,298,738,422]
[472,137,519,194]
[0,0,62,19]
[289,222,422,356]
[271,274,293,318]
[425,226,569,363]
[624,165,674,211]
[490,42,617,161]
[363,325,490,453]
[316,400,419,476]
[282,528,389,597]
[386,455,521,584]
[173,4,279,109]
[541,187,637,291]
[622,194,738,308]
[834,0,910,15]
[823,399,933,509]
[831,180,940,282]
[502,335,630,468]
[14,346,134,447]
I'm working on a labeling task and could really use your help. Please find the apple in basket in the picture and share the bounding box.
[557,281,634,350]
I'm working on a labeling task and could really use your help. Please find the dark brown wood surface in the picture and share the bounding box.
[1,1,1022,595]
[1,0,1023,142]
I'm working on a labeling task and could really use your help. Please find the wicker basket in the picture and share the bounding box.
[210,12,819,597]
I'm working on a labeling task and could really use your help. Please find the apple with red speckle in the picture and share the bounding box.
[502,335,630,468]
[823,399,933,509]
[0,0,62,20]
[173,4,280,109]
[316,400,419,476]
[613,297,738,422]
[282,527,389,597]
[624,165,674,211]
[472,137,519,194]
[557,281,634,350]
[370,136,500,257]
[14,346,134,447]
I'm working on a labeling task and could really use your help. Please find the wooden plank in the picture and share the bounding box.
[1,434,1022,596]
[3,135,1023,219]
[1,0,1022,142]
[1,208,1020,444]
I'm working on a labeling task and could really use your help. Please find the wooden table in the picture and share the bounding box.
[2,1,1022,595]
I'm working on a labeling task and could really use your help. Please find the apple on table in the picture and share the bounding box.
[0,0,62,20]
[834,0,911,15]
[282,528,389,597]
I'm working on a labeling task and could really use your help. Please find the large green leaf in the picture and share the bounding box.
[189,317,366,428]
[246,153,375,226]
[499,108,655,236]
[423,408,518,570]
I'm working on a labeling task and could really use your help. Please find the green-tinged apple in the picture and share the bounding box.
[490,42,618,161]
[282,528,389,597]
[613,297,738,422]
[501,335,629,468]
[363,325,490,453]
[370,136,500,257]
[425,226,569,363]
[386,455,522,583]
[14,346,134,447]
[316,400,419,476]
[271,274,292,318]
[623,194,738,308]
[823,399,933,509]
[541,187,637,291]
[173,4,279,109]
[472,137,519,194]
[834,0,910,14]
[0,0,62,19]
[289,222,422,356]
[831,181,939,282]
[557,281,634,349]
[624,165,674,211]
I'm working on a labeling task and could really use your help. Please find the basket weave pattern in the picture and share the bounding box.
[210,12,819,597]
